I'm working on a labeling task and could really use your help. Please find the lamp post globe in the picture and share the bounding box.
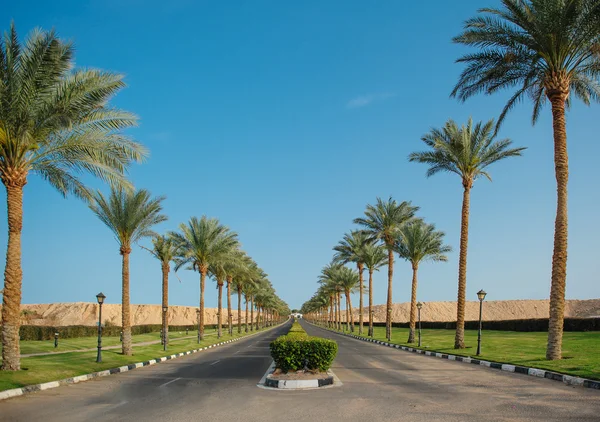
[476,290,487,356]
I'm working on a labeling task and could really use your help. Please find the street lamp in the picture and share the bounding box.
[54,332,59,348]
[95,292,106,363]
[196,308,201,343]
[476,289,487,356]
[387,308,392,342]
[416,302,423,347]
[162,306,168,351]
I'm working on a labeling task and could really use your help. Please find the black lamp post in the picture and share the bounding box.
[196,308,201,343]
[387,308,393,341]
[416,302,423,347]
[54,332,59,348]
[96,292,106,363]
[476,289,487,356]
[162,306,168,351]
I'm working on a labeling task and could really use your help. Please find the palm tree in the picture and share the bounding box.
[354,198,419,340]
[409,118,524,348]
[451,0,600,360]
[171,217,238,342]
[361,242,388,336]
[394,221,451,343]
[90,188,166,355]
[0,24,145,370]
[333,231,370,334]
[141,235,177,346]
[208,260,228,338]
[337,267,360,332]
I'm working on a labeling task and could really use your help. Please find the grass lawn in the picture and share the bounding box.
[0,325,273,392]
[332,325,600,380]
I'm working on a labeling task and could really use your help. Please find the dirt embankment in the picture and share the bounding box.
[365,299,600,322]
[10,303,251,327]
[5,299,600,326]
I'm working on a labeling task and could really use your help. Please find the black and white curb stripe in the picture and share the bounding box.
[257,360,340,390]
[0,324,285,401]
[311,323,600,391]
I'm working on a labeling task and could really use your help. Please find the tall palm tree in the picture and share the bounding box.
[409,118,524,349]
[451,0,600,360]
[90,188,166,355]
[394,221,451,343]
[141,235,177,346]
[208,260,228,338]
[354,198,419,340]
[337,267,360,332]
[0,24,145,370]
[171,217,238,342]
[333,230,370,334]
[361,242,388,336]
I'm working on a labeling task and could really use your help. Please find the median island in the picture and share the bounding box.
[265,320,338,388]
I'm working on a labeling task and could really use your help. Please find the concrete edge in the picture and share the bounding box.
[257,359,341,390]
[0,322,288,401]
[309,323,600,391]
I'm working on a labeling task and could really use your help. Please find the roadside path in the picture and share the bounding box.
[20,332,219,358]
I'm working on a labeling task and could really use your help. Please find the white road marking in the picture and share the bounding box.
[159,377,181,388]
[234,350,240,354]
[210,360,221,366]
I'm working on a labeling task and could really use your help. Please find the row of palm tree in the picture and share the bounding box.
[302,211,452,344]
[307,0,593,361]
[0,24,288,370]
[88,192,289,356]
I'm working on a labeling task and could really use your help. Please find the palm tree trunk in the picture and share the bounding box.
[368,269,374,337]
[346,291,354,332]
[237,286,242,334]
[199,267,207,341]
[386,247,394,340]
[226,276,232,335]
[255,304,260,331]
[245,295,249,333]
[162,262,169,347]
[358,262,364,335]
[546,93,569,361]
[454,182,472,349]
[217,280,223,338]
[407,263,418,343]
[337,292,342,331]
[333,295,338,330]
[1,183,25,371]
[121,247,132,355]
[329,296,334,328]
[250,296,254,331]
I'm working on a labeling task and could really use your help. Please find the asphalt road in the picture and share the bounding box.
[0,320,598,422]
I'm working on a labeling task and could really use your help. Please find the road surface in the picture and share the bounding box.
[0,320,598,421]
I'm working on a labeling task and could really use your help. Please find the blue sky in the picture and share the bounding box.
[1,1,599,311]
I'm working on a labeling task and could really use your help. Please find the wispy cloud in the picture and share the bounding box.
[346,92,396,109]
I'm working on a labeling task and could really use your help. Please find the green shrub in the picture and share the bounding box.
[269,322,337,372]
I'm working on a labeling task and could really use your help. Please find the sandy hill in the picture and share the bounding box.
[4,299,600,326]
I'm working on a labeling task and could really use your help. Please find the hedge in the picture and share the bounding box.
[348,317,600,332]
[270,320,337,372]
[17,323,227,341]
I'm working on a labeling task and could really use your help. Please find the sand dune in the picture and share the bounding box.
[6,298,600,326]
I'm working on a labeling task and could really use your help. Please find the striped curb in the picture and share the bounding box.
[309,323,600,391]
[257,360,341,390]
[0,322,287,402]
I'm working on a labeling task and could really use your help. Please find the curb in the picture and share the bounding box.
[257,360,340,390]
[309,323,600,391]
[264,372,334,389]
[0,322,287,401]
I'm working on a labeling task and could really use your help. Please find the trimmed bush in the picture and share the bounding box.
[270,322,337,372]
